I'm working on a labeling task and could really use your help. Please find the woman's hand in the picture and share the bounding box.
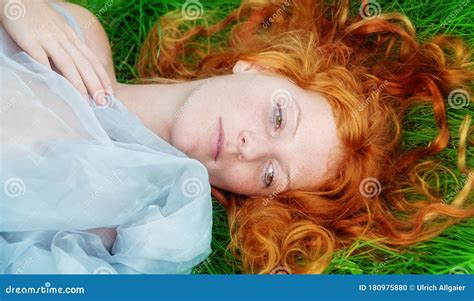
[1,0,113,104]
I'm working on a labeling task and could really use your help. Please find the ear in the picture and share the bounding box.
[232,60,275,74]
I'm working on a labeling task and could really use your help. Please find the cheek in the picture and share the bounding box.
[171,81,220,155]
[171,106,209,155]
[211,164,258,195]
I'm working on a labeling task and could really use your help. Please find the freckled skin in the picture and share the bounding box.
[49,3,341,249]
[171,62,343,196]
[51,2,342,197]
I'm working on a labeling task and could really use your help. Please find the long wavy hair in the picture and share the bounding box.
[137,0,474,274]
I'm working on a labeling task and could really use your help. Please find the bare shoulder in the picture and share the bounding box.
[52,0,116,82]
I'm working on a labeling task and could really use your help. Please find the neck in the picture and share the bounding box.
[113,80,203,144]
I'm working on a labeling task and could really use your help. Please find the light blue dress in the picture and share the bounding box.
[0,2,212,274]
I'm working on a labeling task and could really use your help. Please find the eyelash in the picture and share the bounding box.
[263,161,275,188]
[272,104,284,131]
[262,105,285,188]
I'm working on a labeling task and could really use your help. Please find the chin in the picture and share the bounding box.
[170,125,192,155]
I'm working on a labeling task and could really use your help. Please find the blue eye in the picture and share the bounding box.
[263,162,275,188]
[273,104,283,130]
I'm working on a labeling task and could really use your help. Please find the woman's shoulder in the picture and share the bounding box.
[51,0,116,83]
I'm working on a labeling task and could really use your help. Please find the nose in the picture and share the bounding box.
[237,130,271,161]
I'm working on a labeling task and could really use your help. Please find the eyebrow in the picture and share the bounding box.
[283,101,301,190]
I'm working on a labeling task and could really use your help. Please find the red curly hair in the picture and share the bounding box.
[137,0,474,274]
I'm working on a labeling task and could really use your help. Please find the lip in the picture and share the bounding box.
[211,117,223,161]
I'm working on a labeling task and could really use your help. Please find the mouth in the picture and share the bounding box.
[211,117,224,161]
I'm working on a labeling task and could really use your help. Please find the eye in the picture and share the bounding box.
[262,162,275,188]
[273,104,284,130]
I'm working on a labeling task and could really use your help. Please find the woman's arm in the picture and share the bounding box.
[0,0,115,98]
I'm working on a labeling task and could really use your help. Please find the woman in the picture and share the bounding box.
[1,0,473,274]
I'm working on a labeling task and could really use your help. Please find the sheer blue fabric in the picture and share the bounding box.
[0,1,212,274]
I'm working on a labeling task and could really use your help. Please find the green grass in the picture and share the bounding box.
[68,0,473,274]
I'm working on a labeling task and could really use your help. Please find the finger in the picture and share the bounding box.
[41,39,88,96]
[59,35,108,105]
[72,36,114,95]
[62,27,113,97]
[24,45,52,70]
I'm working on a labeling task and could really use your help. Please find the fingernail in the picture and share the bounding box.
[106,85,114,96]
[97,94,107,105]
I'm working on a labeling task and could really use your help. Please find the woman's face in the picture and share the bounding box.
[171,61,342,196]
